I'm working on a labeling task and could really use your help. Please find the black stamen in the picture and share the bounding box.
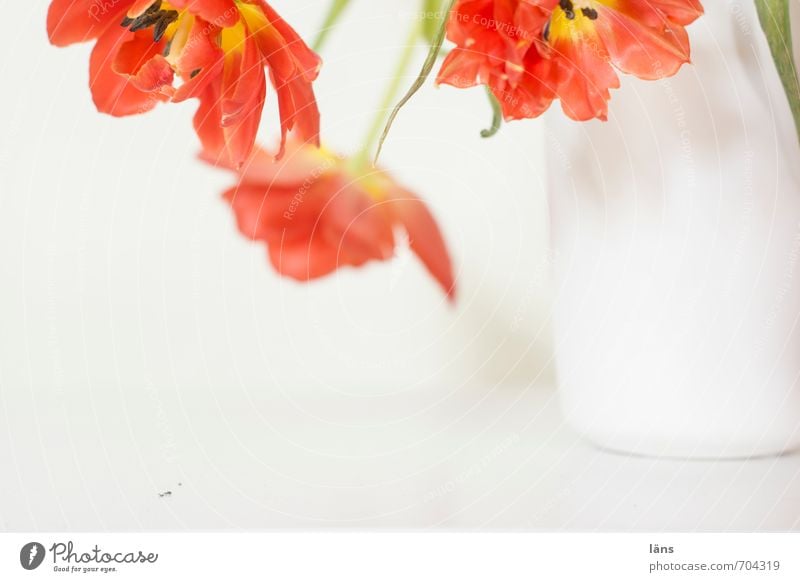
[581,7,599,20]
[121,0,162,27]
[121,5,180,44]
[190,69,201,79]
[129,12,162,32]
[543,20,551,42]
[120,1,178,43]
[153,18,170,42]
[559,0,575,19]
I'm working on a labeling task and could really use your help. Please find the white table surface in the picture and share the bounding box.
[2,381,798,532]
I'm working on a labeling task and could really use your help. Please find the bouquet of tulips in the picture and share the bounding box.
[46,0,799,300]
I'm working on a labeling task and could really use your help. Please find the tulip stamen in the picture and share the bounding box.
[120,0,160,27]
[120,1,180,43]
[581,7,599,20]
[559,0,576,20]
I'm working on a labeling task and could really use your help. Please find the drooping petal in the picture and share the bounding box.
[221,34,264,127]
[223,72,267,168]
[112,31,174,94]
[436,0,555,119]
[273,74,321,156]
[220,38,268,167]
[231,144,334,187]
[211,140,456,297]
[90,25,170,116]
[171,19,225,102]
[548,14,620,122]
[252,0,322,82]
[238,1,321,154]
[195,35,267,168]
[268,237,341,281]
[437,48,483,89]
[596,5,692,79]
[194,82,227,161]
[388,189,456,300]
[495,49,557,120]
[222,184,273,241]
[324,184,396,264]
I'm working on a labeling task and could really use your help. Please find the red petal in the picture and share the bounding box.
[90,25,169,116]
[222,49,267,167]
[551,30,620,122]
[194,50,267,168]
[273,74,321,157]
[194,81,227,162]
[436,49,482,89]
[253,0,322,81]
[47,0,129,47]
[112,31,174,93]
[324,184,396,265]
[389,189,456,300]
[597,6,692,79]
[127,0,158,18]
[234,143,331,187]
[221,35,264,126]
[171,21,225,102]
[615,0,704,27]
[268,237,341,281]
[222,184,273,241]
[169,0,239,28]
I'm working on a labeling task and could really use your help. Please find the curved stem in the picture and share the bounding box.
[480,87,502,138]
[354,19,423,167]
[372,0,455,164]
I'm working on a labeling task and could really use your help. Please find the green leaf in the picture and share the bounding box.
[480,87,502,138]
[755,0,800,144]
[312,0,353,53]
[373,0,455,163]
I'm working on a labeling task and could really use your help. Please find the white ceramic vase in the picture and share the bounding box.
[549,1,800,458]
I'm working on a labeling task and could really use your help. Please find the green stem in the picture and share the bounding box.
[312,0,353,53]
[480,87,502,138]
[354,20,423,167]
[373,0,455,164]
[755,0,800,145]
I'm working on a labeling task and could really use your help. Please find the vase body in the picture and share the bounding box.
[549,1,800,458]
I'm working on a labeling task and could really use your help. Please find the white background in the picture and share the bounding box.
[0,0,798,531]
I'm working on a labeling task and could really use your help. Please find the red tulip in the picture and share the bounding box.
[212,142,457,299]
[437,0,557,120]
[546,0,704,120]
[437,0,703,122]
[47,0,321,165]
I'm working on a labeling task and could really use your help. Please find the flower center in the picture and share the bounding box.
[558,0,600,21]
[119,0,264,70]
[120,1,181,43]
[544,0,608,43]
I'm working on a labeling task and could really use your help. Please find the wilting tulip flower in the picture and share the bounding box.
[47,0,321,165]
[212,142,456,299]
[437,0,556,120]
[544,0,703,120]
[437,0,703,121]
